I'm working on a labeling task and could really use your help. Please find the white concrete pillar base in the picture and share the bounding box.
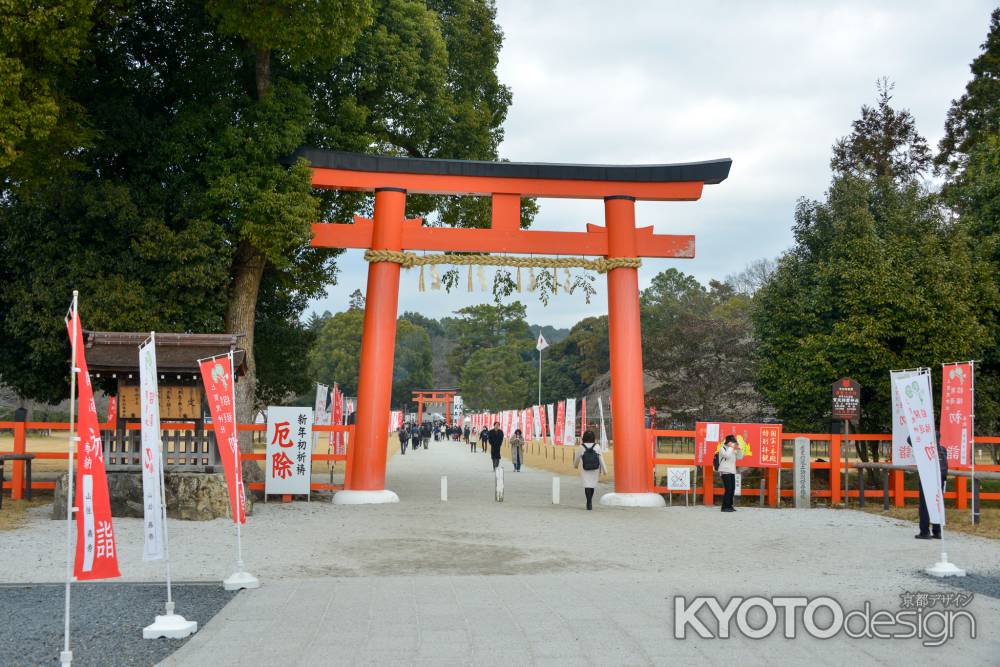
[333,489,400,505]
[599,492,666,508]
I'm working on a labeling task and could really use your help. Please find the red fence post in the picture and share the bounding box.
[11,421,26,500]
[703,464,714,506]
[829,435,841,505]
[893,469,905,507]
[956,476,967,510]
[767,467,778,507]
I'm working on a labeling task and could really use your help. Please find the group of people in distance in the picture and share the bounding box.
[464,421,608,511]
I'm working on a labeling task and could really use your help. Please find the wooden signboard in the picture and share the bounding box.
[119,383,203,420]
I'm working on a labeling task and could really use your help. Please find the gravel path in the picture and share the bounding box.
[0,583,235,667]
[2,438,999,664]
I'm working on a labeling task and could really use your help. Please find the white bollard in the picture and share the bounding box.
[552,476,560,504]
[495,466,504,502]
[441,475,447,502]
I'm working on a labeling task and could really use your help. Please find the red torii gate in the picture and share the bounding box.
[412,390,456,425]
[299,149,731,505]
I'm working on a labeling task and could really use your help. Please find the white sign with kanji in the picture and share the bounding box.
[265,406,314,496]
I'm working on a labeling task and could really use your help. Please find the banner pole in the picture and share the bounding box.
[154,334,174,610]
[538,348,542,406]
[61,291,79,667]
[230,350,244,572]
[970,360,976,525]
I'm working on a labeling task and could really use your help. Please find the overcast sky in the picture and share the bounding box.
[309,0,996,329]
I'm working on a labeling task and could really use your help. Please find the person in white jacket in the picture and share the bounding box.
[573,430,607,510]
[717,434,743,512]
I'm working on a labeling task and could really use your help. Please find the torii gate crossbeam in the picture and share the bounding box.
[298,149,731,506]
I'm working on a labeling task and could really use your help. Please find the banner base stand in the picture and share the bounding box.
[60,650,72,666]
[599,492,666,508]
[926,552,966,578]
[143,613,198,639]
[223,570,260,590]
[333,489,399,505]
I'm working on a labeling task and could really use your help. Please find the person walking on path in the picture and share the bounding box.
[399,423,409,455]
[488,421,505,469]
[420,421,432,450]
[463,425,471,446]
[916,440,948,540]
[717,434,743,512]
[573,430,607,510]
[409,423,420,453]
[479,427,490,453]
[470,427,478,453]
[509,429,525,472]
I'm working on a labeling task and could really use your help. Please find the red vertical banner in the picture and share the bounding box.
[539,406,547,441]
[66,309,120,580]
[940,363,973,468]
[105,395,117,428]
[198,355,246,524]
[555,401,566,445]
[580,397,587,435]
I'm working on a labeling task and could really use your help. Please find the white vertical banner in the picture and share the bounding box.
[532,405,542,440]
[597,396,609,452]
[546,404,555,444]
[314,384,329,425]
[139,337,165,561]
[891,369,922,464]
[893,373,945,525]
[265,407,314,496]
[563,398,577,445]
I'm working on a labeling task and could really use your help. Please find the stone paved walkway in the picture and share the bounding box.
[150,438,1000,666]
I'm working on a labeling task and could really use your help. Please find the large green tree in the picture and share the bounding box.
[459,344,533,410]
[937,8,1000,181]
[445,301,533,377]
[307,309,432,407]
[640,270,763,426]
[753,175,989,432]
[0,0,517,440]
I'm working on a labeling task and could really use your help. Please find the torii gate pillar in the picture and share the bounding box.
[334,188,405,505]
[600,196,663,507]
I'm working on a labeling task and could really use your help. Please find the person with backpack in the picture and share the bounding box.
[479,426,490,453]
[717,434,743,512]
[399,423,409,455]
[573,430,607,510]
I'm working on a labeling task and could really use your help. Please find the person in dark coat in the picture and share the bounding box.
[487,421,505,469]
[420,421,432,449]
[410,423,421,453]
[399,423,409,455]
[916,439,949,539]
[479,426,489,453]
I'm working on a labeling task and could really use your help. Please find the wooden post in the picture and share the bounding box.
[956,475,968,510]
[12,418,26,501]
[829,435,841,505]
[893,469,905,507]
[767,467,778,507]
[703,463,714,506]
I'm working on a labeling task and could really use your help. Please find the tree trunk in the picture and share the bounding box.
[225,241,266,459]
[255,48,271,99]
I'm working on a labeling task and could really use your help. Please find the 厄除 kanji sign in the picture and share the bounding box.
[265,406,314,496]
[695,422,783,468]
